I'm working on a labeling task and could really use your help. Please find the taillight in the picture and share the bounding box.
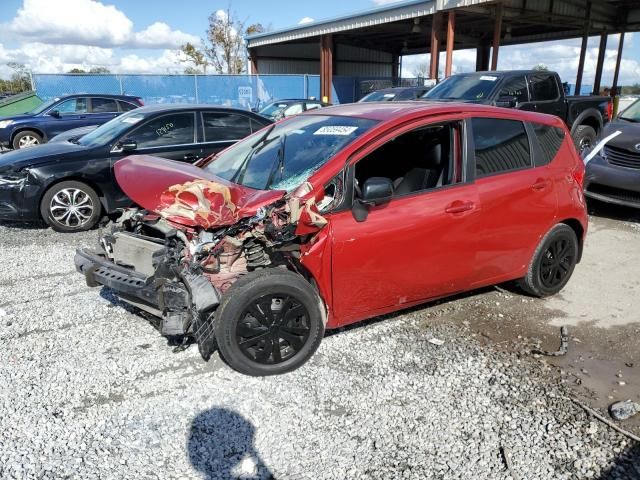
[606,99,613,121]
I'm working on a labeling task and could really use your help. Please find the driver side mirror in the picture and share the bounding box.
[49,110,61,118]
[352,177,393,222]
[117,140,137,152]
[496,96,518,108]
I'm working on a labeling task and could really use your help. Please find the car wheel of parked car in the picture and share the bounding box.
[214,269,325,376]
[13,130,43,149]
[518,224,579,297]
[573,125,597,154]
[40,181,102,233]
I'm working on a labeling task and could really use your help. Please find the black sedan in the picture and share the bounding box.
[0,105,272,232]
[584,99,640,208]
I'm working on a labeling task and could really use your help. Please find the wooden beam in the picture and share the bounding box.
[491,3,504,71]
[445,11,456,77]
[320,34,333,103]
[593,31,607,94]
[575,1,591,96]
[612,32,625,96]
[430,12,441,80]
[249,51,258,75]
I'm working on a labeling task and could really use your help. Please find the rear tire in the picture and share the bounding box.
[214,269,325,376]
[40,180,101,233]
[518,224,579,297]
[573,125,597,155]
[12,130,43,149]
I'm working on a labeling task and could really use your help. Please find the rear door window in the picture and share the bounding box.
[531,123,565,166]
[471,118,532,178]
[528,73,559,101]
[202,112,252,142]
[123,112,196,148]
[91,97,118,113]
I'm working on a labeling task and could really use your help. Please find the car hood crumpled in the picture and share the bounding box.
[114,155,287,229]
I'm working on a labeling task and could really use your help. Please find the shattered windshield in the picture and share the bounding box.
[206,115,378,191]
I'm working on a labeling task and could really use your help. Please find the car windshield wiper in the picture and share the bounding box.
[266,133,287,189]
[231,124,276,185]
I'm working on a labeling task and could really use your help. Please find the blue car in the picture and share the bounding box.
[0,94,143,150]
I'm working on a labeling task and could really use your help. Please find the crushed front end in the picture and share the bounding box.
[75,184,327,359]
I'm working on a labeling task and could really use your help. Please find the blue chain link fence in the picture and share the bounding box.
[31,74,324,110]
[31,74,429,108]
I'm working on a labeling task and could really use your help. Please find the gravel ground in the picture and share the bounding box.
[1,223,639,479]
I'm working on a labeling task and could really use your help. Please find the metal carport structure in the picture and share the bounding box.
[247,0,640,103]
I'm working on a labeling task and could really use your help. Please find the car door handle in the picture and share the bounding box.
[183,153,199,162]
[445,201,475,215]
[532,179,551,191]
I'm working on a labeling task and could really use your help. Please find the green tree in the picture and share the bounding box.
[180,9,265,74]
[180,42,208,74]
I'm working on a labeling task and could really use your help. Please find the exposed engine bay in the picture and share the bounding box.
[75,179,329,359]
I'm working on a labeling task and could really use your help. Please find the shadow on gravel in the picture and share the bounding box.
[188,407,274,480]
[0,219,46,230]
[597,441,640,479]
[588,199,640,224]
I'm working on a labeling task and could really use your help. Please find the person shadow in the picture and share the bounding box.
[187,407,275,480]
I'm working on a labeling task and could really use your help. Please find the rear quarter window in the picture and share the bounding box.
[531,123,565,166]
[471,118,532,178]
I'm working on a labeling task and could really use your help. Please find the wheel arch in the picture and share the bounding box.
[559,218,585,263]
[570,110,603,136]
[38,176,106,219]
[11,126,47,144]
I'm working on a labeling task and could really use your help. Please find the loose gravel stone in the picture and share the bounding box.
[1,224,639,479]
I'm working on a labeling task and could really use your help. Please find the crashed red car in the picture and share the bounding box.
[75,102,588,376]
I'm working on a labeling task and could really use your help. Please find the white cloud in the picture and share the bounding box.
[0,42,184,77]
[8,0,198,49]
[401,35,640,88]
[132,22,199,49]
[298,17,314,25]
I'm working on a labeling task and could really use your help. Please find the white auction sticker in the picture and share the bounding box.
[314,126,358,136]
[479,75,498,81]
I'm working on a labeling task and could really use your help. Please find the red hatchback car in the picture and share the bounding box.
[75,102,587,376]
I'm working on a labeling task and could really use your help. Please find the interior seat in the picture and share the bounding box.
[394,143,443,196]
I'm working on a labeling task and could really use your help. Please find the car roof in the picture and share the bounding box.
[128,104,265,115]
[54,93,140,100]
[310,101,563,124]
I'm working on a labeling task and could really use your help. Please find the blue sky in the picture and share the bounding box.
[1,0,639,86]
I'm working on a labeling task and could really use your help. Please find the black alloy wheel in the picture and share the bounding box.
[214,269,325,376]
[518,223,579,297]
[539,237,576,289]
[236,294,311,365]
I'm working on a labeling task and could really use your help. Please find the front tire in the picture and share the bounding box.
[518,224,579,297]
[40,180,101,232]
[13,130,43,149]
[214,269,325,376]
